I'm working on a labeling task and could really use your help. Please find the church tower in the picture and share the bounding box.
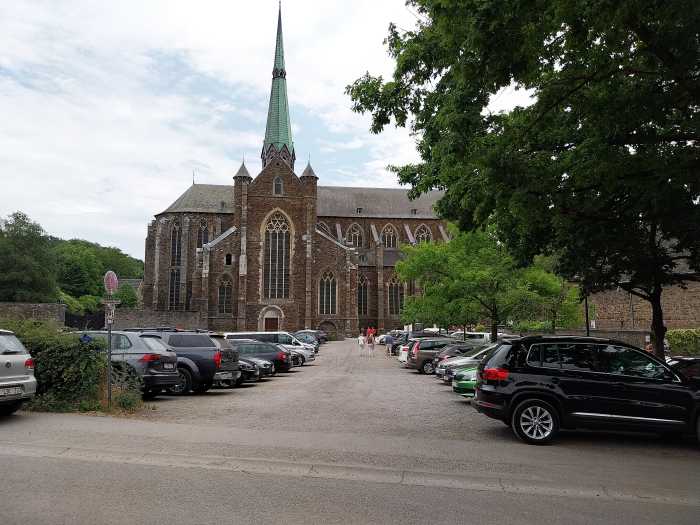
[261,4,296,171]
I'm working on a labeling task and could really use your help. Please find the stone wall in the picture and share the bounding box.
[591,281,700,331]
[518,329,651,349]
[0,302,66,325]
[111,308,206,331]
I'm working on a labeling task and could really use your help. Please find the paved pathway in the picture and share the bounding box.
[1,339,699,524]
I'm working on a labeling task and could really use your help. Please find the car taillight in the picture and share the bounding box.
[138,353,161,364]
[412,343,420,357]
[277,351,287,361]
[482,367,509,381]
[24,358,34,369]
[213,351,222,369]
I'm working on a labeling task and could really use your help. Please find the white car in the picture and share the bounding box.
[0,330,37,416]
[224,331,315,364]
[397,344,410,364]
[435,345,494,379]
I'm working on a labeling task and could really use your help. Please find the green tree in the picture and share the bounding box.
[114,283,138,308]
[54,241,103,297]
[0,212,58,302]
[347,1,700,357]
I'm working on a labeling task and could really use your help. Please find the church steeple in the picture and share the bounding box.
[262,3,295,171]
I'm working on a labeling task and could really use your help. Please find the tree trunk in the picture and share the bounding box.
[649,289,667,359]
[463,324,467,341]
[490,320,498,342]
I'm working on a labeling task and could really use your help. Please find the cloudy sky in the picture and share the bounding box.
[0,1,528,258]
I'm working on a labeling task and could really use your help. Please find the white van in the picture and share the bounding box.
[224,331,315,364]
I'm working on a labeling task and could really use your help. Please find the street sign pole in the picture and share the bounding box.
[102,271,120,410]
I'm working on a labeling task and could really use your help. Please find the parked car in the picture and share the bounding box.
[432,342,488,370]
[0,330,37,416]
[392,331,439,356]
[227,339,293,372]
[668,357,700,379]
[474,336,700,445]
[452,366,479,398]
[436,345,497,381]
[225,332,315,364]
[289,350,303,367]
[208,334,242,388]
[405,337,456,373]
[296,329,327,344]
[138,331,238,395]
[82,331,179,398]
[293,332,320,353]
[450,331,504,343]
[237,358,261,385]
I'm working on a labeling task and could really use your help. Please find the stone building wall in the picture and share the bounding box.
[0,303,67,325]
[111,308,206,331]
[591,281,700,331]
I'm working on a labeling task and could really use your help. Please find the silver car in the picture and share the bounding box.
[0,330,37,416]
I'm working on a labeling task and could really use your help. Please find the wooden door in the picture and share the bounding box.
[264,317,279,332]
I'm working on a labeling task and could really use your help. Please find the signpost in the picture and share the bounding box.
[101,271,120,409]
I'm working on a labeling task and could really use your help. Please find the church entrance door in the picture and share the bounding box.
[264,317,279,331]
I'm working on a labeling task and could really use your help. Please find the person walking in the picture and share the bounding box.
[384,333,394,357]
[357,332,366,357]
[367,332,375,358]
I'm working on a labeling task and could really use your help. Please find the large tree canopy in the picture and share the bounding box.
[347,0,700,356]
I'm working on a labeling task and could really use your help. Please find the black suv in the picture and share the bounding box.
[474,336,700,445]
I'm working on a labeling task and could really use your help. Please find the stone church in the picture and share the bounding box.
[141,8,447,337]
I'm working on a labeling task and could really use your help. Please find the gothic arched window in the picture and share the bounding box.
[168,269,181,310]
[170,224,182,266]
[273,177,283,195]
[388,277,404,316]
[414,224,432,243]
[382,225,398,249]
[264,213,290,299]
[225,253,233,266]
[347,224,364,248]
[319,272,337,315]
[357,275,368,316]
[197,220,209,248]
[218,278,233,314]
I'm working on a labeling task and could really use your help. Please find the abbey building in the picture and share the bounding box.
[141,8,446,337]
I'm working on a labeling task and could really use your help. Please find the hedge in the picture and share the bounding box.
[666,329,700,357]
[0,319,107,411]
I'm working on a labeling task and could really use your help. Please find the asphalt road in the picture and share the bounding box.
[1,339,699,524]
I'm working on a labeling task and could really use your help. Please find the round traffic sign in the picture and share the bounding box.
[103,271,119,296]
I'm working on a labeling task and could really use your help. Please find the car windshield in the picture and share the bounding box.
[0,334,27,354]
[141,337,169,352]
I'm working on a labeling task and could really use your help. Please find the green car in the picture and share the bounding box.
[452,366,478,397]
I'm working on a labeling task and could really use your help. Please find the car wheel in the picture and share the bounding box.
[299,356,305,366]
[511,399,560,445]
[422,361,435,374]
[0,401,23,416]
[169,367,193,395]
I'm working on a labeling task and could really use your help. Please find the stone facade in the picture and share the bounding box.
[139,9,446,338]
[591,281,700,331]
[0,302,67,325]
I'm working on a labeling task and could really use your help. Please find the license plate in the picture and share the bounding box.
[0,386,22,397]
[217,372,233,380]
[164,363,175,369]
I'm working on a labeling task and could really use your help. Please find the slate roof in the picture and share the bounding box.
[316,186,443,219]
[159,184,235,215]
[160,184,443,219]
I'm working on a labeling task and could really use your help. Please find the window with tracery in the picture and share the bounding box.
[264,213,290,299]
[319,272,337,315]
[168,269,181,310]
[357,275,368,316]
[415,224,432,243]
[382,225,398,249]
[347,224,364,248]
[197,220,209,248]
[218,279,233,314]
[170,224,181,266]
[273,177,283,195]
[388,277,404,316]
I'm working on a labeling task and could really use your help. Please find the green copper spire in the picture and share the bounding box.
[262,3,295,170]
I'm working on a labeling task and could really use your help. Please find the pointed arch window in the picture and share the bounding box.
[197,220,209,248]
[382,225,398,249]
[319,272,337,315]
[170,224,182,266]
[388,277,404,316]
[218,278,233,314]
[357,275,368,316]
[168,269,181,310]
[264,213,290,299]
[225,253,233,266]
[414,224,432,243]
[347,224,364,248]
[273,177,283,195]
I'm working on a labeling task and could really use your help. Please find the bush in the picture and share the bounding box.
[113,388,142,412]
[513,320,551,333]
[0,319,106,411]
[666,329,700,356]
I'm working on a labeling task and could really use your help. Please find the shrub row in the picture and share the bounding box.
[1,319,107,411]
[666,329,700,357]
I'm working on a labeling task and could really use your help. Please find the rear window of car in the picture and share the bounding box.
[482,343,513,368]
[0,334,27,354]
[141,336,169,352]
[167,334,215,348]
[85,333,133,350]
